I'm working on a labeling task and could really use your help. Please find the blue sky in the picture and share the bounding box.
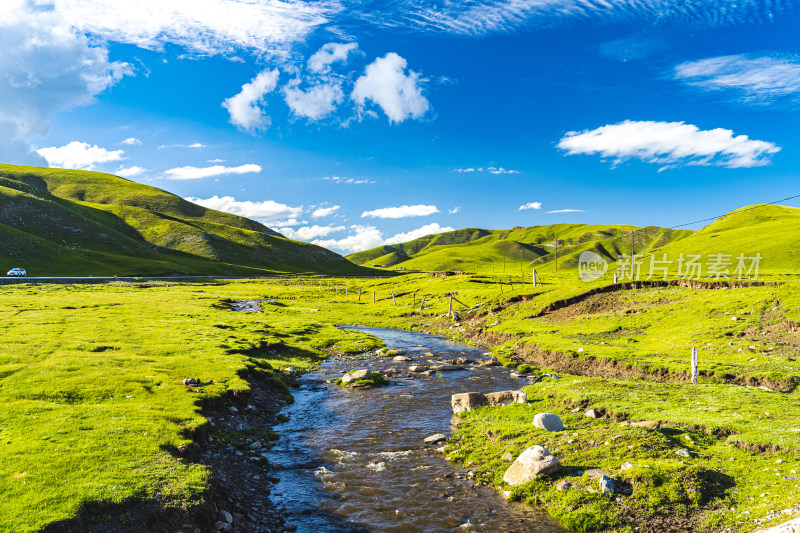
[3,1,800,254]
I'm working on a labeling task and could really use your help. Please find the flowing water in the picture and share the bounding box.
[269,327,565,532]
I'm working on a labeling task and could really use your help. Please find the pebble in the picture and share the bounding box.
[675,449,691,457]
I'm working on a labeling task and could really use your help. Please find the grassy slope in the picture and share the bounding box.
[0,164,363,276]
[347,223,693,272]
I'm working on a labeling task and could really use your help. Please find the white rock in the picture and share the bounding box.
[341,369,372,383]
[424,433,447,444]
[503,445,561,485]
[533,413,564,432]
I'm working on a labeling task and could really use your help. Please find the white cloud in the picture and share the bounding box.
[308,42,358,73]
[284,79,343,120]
[314,225,385,253]
[487,166,519,174]
[36,141,125,170]
[352,53,430,123]
[207,158,225,163]
[222,69,280,133]
[547,209,585,213]
[323,176,375,184]
[50,0,333,57]
[674,55,800,103]
[116,165,147,178]
[519,202,542,210]
[448,206,462,214]
[361,204,439,219]
[277,224,345,240]
[313,222,455,253]
[0,1,131,164]
[121,137,141,146]
[453,166,519,174]
[158,142,207,149]
[163,164,261,180]
[557,120,780,169]
[385,223,454,244]
[185,195,303,225]
[311,205,341,218]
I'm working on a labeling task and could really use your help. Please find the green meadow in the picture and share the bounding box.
[2,202,800,531]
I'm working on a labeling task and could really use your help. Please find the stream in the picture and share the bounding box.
[269,327,565,532]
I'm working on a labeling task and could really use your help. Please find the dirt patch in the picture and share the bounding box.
[532,280,778,318]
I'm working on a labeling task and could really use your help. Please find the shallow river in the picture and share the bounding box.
[269,327,565,533]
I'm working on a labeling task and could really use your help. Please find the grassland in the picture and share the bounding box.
[0,164,364,276]
[2,235,799,532]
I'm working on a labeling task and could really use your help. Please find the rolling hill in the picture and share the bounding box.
[347,223,693,272]
[347,204,800,276]
[0,164,364,276]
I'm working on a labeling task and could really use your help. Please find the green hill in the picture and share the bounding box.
[0,164,363,276]
[348,223,693,272]
[657,204,800,275]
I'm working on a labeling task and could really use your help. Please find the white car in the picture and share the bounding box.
[6,268,26,277]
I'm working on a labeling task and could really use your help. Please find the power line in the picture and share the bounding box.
[668,193,800,230]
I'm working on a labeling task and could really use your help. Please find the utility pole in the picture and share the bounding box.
[630,230,635,279]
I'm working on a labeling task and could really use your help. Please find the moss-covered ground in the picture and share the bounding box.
[1,270,799,531]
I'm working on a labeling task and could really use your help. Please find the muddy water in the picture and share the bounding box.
[269,327,565,532]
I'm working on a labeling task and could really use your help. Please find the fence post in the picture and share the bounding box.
[532,269,537,287]
[391,291,396,306]
[419,295,427,311]
[358,288,362,301]
[345,286,348,297]
[373,291,376,304]
[448,295,453,318]
[614,272,618,284]
[691,347,698,384]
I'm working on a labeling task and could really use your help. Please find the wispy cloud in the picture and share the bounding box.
[519,202,542,210]
[52,0,334,57]
[185,194,303,226]
[448,206,461,214]
[308,42,358,73]
[674,54,800,104]
[547,209,585,213]
[361,204,439,219]
[323,176,375,184]
[163,164,261,180]
[36,141,125,170]
[365,0,786,37]
[158,142,206,149]
[120,137,141,146]
[557,120,780,170]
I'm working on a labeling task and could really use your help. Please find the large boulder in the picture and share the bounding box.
[484,390,527,407]
[451,392,489,414]
[341,369,372,384]
[503,446,561,485]
[533,413,564,432]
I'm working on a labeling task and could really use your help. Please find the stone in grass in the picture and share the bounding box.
[556,480,572,491]
[424,433,447,444]
[620,462,638,471]
[533,413,564,432]
[503,446,561,485]
[484,390,527,407]
[675,449,692,458]
[585,468,606,479]
[600,476,616,495]
[341,369,372,384]
[584,409,601,418]
[451,392,489,414]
